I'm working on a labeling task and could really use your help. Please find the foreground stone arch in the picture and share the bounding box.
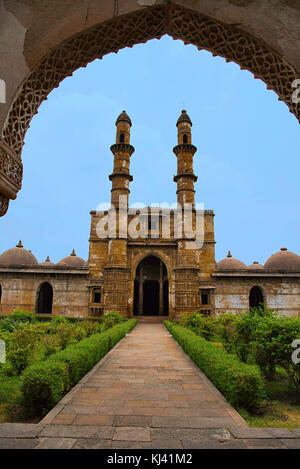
[0,2,299,215]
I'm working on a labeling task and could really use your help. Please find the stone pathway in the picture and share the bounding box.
[0,323,300,449]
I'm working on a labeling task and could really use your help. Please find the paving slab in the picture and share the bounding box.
[36,438,76,449]
[0,423,44,438]
[0,438,39,449]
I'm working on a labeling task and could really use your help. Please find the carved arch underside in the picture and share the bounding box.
[0,3,299,215]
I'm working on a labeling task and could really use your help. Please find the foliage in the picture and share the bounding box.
[22,361,69,416]
[218,313,240,353]
[54,323,86,349]
[101,311,125,331]
[41,335,62,359]
[0,310,36,333]
[6,324,41,375]
[165,321,264,410]
[8,309,37,324]
[179,312,203,329]
[251,315,300,389]
[78,320,100,337]
[180,312,220,341]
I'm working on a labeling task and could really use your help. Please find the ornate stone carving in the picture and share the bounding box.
[0,195,9,217]
[0,3,298,214]
[0,137,23,201]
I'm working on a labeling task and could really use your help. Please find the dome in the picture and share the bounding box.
[57,249,85,268]
[248,261,264,270]
[40,256,55,267]
[116,110,132,127]
[264,248,300,272]
[177,110,192,127]
[217,251,247,270]
[0,241,38,266]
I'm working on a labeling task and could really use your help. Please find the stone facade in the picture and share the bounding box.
[0,111,299,319]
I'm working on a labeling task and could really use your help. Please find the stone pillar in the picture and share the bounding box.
[159,260,163,315]
[138,264,143,315]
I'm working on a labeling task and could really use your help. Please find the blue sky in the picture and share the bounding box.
[1,35,299,265]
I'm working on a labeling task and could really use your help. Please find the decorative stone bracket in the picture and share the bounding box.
[0,137,23,216]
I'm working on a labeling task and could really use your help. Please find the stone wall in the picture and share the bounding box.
[0,270,89,317]
[214,275,300,317]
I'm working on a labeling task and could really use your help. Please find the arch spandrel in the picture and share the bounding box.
[0,3,299,216]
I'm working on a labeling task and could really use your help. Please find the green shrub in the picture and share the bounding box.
[22,361,69,416]
[23,319,137,415]
[0,317,21,333]
[7,324,41,375]
[102,311,125,331]
[50,315,70,327]
[41,335,62,359]
[79,320,100,337]
[54,322,81,349]
[179,312,203,329]
[218,313,240,353]
[165,321,264,410]
[251,315,300,388]
[8,309,36,323]
[0,310,37,332]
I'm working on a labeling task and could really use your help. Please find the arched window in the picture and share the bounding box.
[120,133,125,143]
[183,134,188,144]
[249,286,265,309]
[36,282,53,315]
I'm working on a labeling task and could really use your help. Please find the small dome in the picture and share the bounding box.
[116,110,132,127]
[40,256,55,267]
[248,261,264,270]
[0,241,38,266]
[264,248,300,272]
[217,251,247,270]
[177,110,192,127]
[57,249,85,268]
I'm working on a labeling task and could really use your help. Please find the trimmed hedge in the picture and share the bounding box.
[22,361,69,416]
[22,319,137,415]
[165,321,264,410]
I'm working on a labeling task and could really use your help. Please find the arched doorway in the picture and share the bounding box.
[36,282,53,315]
[134,256,168,316]
[249,286,265,309]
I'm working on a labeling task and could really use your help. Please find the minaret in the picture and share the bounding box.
[173,110,198,210]
[109,111,135,209]
[102,112,134,316]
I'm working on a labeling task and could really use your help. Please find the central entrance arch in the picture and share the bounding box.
[134,255,168,316]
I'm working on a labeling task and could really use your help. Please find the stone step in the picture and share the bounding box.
[134,315,168,323]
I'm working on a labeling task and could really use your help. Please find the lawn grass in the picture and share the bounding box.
[0,369,29,423]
